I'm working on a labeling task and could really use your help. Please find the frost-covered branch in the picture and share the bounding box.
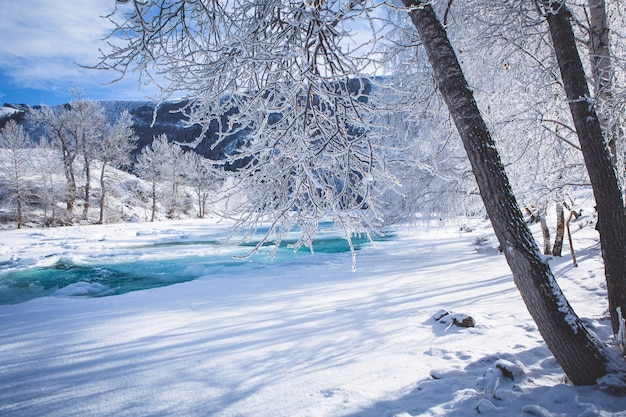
[99,0,399,252]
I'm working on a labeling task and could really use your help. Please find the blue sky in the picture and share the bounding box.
[0,0,157,106]
[0,1,381,107]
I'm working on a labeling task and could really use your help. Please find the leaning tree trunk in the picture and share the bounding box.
[542,1,626,336]
[402,0,612,385]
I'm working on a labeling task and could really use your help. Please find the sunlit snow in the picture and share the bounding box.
[0,215,625,416]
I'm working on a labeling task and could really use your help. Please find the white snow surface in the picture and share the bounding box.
[1,217,625,417]
[0,106,19,117]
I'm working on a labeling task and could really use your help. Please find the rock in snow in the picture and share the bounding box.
[432,309,477,328]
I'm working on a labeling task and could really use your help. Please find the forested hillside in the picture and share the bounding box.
[0,99,231,227]
[1,100,247,165]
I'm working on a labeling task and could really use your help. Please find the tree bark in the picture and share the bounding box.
[151,179,157,222]
[65,160,77,213]
[553,203,565,256]
[9,150,25,228]
[57,131,77,213]
[540,210,551,255]
[82,137,91,221]
[33,110,76,214]
[541,0,626,335]
[81,130,92,222]
[50,122,77,214]
[402,0,612,385]
[588,0,617,163]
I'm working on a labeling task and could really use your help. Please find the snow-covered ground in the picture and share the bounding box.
[0,215,625,416]
[0,106,19,118]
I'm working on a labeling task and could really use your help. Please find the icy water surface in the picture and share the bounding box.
[0,230,379,305]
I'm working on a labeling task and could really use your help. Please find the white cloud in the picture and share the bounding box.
[0,0,151,101]
[0,1,113,61]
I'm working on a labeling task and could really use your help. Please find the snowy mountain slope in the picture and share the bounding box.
[0,106,18,118]
[1,100,249,168]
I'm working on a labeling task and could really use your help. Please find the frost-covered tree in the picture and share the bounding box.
[64,92,107,220]
[134,134,186,221]
[28,95,126,224]
[32,137,64,225]
[586,0,622,165]
[98,0,624,384]
[0,121,32,228]
[537,0,626,338]
[135,134,169,222]
[401,0,615,386]
[377,8,488,221]
[408,0,626,337]
[29,106,78,214]
[96,109,137,224]
[157,138,186,218]
[434,1,587,202]
[99,0,397,250]
[184,151,219,218]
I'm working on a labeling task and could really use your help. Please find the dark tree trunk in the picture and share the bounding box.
[403,0,612,385]
[553,203,565,256]
[542,1,626,335]
[65,165,76,213]
[60,143,76,213]
[54,126,77,214]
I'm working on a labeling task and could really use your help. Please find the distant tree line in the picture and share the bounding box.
[0,93,220,228]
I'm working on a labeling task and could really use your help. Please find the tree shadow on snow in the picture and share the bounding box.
[341,345,626,417]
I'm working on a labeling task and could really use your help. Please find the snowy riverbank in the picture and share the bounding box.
[1,217,625,416]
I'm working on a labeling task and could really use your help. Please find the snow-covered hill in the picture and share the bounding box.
[0,106,19,118]
[1,100,249,166]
